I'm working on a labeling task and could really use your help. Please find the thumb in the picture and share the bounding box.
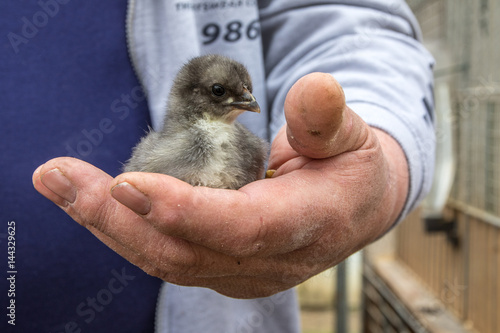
[284,73,370,159]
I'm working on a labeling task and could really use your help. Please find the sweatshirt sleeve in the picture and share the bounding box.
[259,0,435,225]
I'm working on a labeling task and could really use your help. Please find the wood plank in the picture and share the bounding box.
[467,218,478,329]
[468,219,490,332]
[486,225,498,333]
[395,220,407,263]
[478,220,489,333]
[371,258,473,333]
[422,218,431,287]
[436,232,446,307]
[497,227,500,333]
[455,212,467,319]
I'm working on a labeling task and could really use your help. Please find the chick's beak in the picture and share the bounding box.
[229,89,260,113]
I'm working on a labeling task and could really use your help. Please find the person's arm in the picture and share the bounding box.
[33,70,409,298]
[260,0,435,225]
[32,1,434,299]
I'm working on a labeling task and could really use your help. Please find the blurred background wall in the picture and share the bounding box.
[300,1,500,332]
[364,1,500,333]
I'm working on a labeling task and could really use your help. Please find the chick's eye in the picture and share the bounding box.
[212,84,226,97]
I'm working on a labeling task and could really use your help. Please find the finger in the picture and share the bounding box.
[34,158,306,281]
[165,232,347,298]
[32,158,333,291]
[112,170,329,258]
[284,72,371,159]
[32,158,165,258]
[267,126,311,176]
[33,160,155,266]
[33,164,72,208]
[85,224,161,274]
[32,158,238,278]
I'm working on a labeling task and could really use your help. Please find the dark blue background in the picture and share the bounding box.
[0,1,161,332]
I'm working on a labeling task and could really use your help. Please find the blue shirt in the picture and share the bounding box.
[0,1,161,332]
[0,1,435,332]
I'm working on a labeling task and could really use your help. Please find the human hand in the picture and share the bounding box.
[32,73,408,299]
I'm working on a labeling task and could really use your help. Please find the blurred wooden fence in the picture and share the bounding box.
[397,208,499,333]
[365,1,500,332]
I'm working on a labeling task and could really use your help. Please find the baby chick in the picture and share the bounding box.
[124,55,268,190]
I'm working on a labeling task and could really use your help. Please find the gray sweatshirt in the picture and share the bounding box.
[126,1,435,332]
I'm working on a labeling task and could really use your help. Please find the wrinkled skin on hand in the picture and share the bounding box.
[33,73,408,299]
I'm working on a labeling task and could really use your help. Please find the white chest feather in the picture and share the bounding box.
[190,117,237,187]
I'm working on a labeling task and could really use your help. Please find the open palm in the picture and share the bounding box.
[33,73,408,298]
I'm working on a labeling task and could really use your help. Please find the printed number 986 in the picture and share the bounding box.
[202,19,260,44]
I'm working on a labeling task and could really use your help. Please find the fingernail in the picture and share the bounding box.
[32,164,43,186]
[41,169,77,204]
[33,164,43,177]
[111,182,151,215]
